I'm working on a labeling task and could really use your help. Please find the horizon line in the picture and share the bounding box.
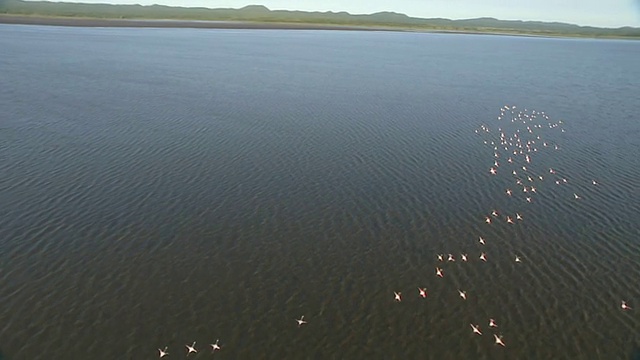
[19,1,640,29]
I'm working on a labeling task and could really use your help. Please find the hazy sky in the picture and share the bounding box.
[39,0,640,28]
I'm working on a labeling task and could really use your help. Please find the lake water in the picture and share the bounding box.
[1,24,639,359]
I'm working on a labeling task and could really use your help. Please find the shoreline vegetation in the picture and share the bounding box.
[1,1,639,39]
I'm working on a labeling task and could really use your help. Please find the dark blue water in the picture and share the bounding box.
[1,24,639,359]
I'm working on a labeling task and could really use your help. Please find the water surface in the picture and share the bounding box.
[1,25,639,359]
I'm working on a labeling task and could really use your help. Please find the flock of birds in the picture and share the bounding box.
[154,105,632,357]
[473,105,632,348]
[157,339,221,358]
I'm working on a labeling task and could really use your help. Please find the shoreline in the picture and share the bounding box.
[0,14,399,31]
[1,14,637,40]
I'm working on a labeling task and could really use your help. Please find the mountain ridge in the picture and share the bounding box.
[1,0,639,38]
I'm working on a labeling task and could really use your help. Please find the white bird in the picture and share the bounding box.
[210,339,221,352]
[494,334,506,347]
[592,180,598,185]
[480,253,487,262]
[447,254,455,262]
[506,189,512,196]
[437,254,444,261]
[461,254,468,262]
[621,301,632,310]
[436,267,444,278]
[491,210,499,217]
[489,318,498,328]
[574,193,581,199]
[296,315,308,326]
[158,347,169,358]
[419,288,428,298]
[490,168,497,175]
[479,236,486,245]
[516,213,522,221]
[186,342,197,355]
[471,324,482,335]
[485,216,492,224]
[515,255,521,262]
[506,216,514,224]
[459,290,467,300]
[394,292,402,302]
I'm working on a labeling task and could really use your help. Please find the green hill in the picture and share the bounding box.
[1,0,639,38]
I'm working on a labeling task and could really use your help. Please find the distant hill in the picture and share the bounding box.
[1,0,639,38]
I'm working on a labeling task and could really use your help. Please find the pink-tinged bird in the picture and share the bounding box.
[210,339,221,352]
[158,347,169,358]
[419,288,427,298]
[186,342,197,356]
[621,301,632,310]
